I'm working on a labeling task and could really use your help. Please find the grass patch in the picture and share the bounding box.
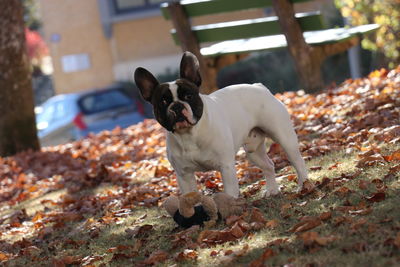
[1,142,399,267]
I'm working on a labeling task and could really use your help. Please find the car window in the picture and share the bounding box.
[78,90,134,115]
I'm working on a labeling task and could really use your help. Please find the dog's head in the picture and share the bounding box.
[134,52,204,132]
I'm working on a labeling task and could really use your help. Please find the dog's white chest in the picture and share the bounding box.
[167,133,219,172]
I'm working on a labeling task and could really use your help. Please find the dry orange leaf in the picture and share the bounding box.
[175,249,198,261]
[266,219,279,229]
[249,248,275,267]
[289,217,322,233]
[299,231,337,246]
[249,208,267,224]
[0,252,10,261]
[383,150,400,162]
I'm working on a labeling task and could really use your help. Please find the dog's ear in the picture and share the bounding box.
[134,67,159,102]
[180,51,202,87]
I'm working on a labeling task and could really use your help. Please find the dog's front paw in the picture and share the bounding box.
[262,185,281,198]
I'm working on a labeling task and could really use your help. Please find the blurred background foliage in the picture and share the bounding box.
[22,0,54,106]
[23,0,41,30]
[335,0,400,68]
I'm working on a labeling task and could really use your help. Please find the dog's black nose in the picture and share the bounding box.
[168,102,186,122]
[170,102,184,114]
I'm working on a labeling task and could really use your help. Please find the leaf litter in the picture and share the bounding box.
[0,67,399,265]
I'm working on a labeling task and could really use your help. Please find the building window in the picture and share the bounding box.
[61,54,91,73]
[112,0,166,14]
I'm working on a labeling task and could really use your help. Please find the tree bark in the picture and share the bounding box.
[272,0,361,93]
[0,0,40,156]
[272,0,325,93]
[167,2,217,94]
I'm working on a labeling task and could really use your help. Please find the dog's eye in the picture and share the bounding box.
[162,99,168,105]
[184,94,193,101]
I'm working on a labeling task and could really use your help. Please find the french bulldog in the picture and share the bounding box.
[134,52,308,198]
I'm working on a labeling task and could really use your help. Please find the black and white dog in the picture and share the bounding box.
[134,52,308,198]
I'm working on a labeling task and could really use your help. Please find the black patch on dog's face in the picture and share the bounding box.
[149,79,203,132]
[176,79,203,124]
[134,52,204,132]
[150,83,174,131]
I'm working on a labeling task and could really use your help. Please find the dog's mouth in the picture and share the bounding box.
[173,110,197,131]
[168,103,197,131]
[174,118,194,130]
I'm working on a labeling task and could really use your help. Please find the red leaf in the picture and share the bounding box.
[365,192,386,203]
[383,150,400,162]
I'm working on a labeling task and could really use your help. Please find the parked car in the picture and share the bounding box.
[36,86,145,146]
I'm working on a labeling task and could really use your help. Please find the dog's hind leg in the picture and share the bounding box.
[245,128,280,197]
[272,127,308,190]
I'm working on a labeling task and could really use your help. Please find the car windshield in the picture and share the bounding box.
[78,89,134,115]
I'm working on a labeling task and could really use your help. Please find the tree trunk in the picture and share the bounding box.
[0,0,40,156]
[167,2,217,94]
[272,0,325,93]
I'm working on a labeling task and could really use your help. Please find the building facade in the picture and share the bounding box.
[38,0,331,94]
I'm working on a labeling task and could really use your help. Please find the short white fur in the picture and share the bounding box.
[167,83,308,198]
[135,52,308,199]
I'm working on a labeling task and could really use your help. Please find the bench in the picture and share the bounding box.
[160,0,379,94]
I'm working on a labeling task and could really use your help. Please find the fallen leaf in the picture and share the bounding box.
[175,249,198,261]
[350,218,367,231]
[365,192,386,203]
[383,150,400,162]
[266,219,279,229]
[289,217,322,233]
[249,208,267,224]
[225,215,241,226]
[319,211,332,221]
[230,222,245,238]
[143,250,169,265]
[60,255,82,265]
[334,186,352,197]
[249,248,275,267]
[81,255,104,266]
[210,250,219,257]
[0,252,11,261]
[299,231,337,246]
[298,180,315,196]
[310,166,322,171]
[348,207,373,216]
[125,224,153,238]
[356,154,385,168]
